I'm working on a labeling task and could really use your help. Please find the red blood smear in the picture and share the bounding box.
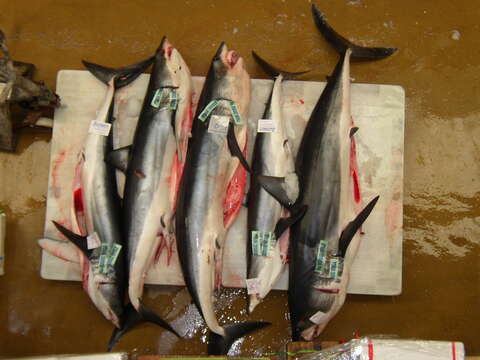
[154,235,166,264]
[368,339,374,360]
[350,136,361,203]
[223,143,248,228]
[166,237,175,266]
[74,188,84,213]
[227,51,239,67]
[299,99,305,105]
[170,154,182,210]
[315,288,340,294]
[52,150,67,194]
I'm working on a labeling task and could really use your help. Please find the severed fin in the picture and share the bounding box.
[13,61,35,78]
[338,195,379,257]
[37,237,80,263]
[208,321,271,355]
[107,302,181,352]
[252,51,310,80]
[312,5,397,60]
[257,175,294,208]
[106,145,131,173]
[82,56,154,89]
[52,221,92,259]
[349,127,359,137]
[227,122,251,173]
[274,205,308,240]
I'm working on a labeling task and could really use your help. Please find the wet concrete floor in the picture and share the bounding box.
[0,0,479,357]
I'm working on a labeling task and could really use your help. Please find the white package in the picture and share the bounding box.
[299,337,465,360]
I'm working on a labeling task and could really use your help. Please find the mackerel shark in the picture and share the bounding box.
[39,56,180,349]
[106,37,193,348]
[176,43,269,355]
[109,37,193,313]
[288,5,396,340]
[38,57,153,328]
[246,51,308,314]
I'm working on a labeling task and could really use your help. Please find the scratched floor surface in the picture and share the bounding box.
[0,0,479,357]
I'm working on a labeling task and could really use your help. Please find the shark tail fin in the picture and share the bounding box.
[107,302,180,352]
[82,56,154,89]
[207,321,271,355]
[311,4,397,60]
[252,51,309,79]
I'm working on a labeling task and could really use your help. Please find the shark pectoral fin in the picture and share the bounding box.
[311,4,397,60]
[82,56,154,89]
[338,196,379,257]
[274,205,308,240]
[106,145,131,173]
[257,175,294,208]
[37,237,80,263]
[107,301,181,352]
[52,221,92,259]
[227,122,251,173]
[208,321,271,355]
[349,127,359,137]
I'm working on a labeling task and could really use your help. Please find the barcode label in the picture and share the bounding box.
[87,232,101,249]
[208,115,230,135]
[257,119,276,133]
[89,120,111,136]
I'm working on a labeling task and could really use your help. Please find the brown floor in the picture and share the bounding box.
[0,0,479,357]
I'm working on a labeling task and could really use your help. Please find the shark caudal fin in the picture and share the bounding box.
[207,321,271,355]
[311,4,397,60]
[107,302,180,352]
[252,51,309,79]
[82,56,154,89]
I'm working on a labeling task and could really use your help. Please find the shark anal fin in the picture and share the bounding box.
[338,195,379,257]
[52,221,92,259]
[106,145,131,173]
[227,122,251,173]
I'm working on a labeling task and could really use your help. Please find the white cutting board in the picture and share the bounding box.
[40,70,404,296]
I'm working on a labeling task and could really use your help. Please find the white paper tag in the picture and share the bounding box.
[89,120,112,136]
[245,278,261,295]
[87,232,101,249]
[309,310,328,324]
[208,115,230,135]
[257,119,276,133]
